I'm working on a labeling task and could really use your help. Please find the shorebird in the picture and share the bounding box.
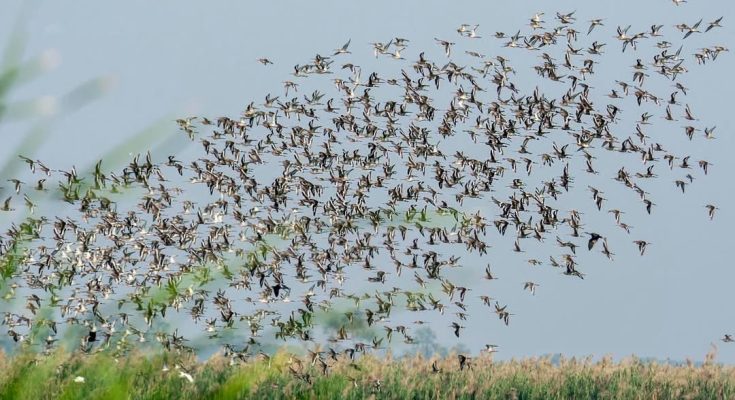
[458,354,470,371]
[682,19,702,39]
[633,240,650,256]
[530,12,545,29]
[523,282,539,295]
[705,204,718,220]
[706,17,723,32]
[587,233,603,250]
[0,196,13,211]
[0,7,726,365]
[434,38,454,57]
[333,39,352,56]
[451,322,464,337]
[484,344,499,354]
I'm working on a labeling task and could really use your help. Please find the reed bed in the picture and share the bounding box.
[1,348,733,399]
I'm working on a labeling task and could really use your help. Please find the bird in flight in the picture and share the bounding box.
[0,6,726,366]
[705,204,718,220]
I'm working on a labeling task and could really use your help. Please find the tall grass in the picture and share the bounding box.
[1,347,733,399]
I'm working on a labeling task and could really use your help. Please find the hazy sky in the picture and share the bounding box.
[1,0,734,363]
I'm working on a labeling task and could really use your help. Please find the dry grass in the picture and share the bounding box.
[1,347,734,399]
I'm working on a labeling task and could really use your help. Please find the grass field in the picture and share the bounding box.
[1,348,734,399]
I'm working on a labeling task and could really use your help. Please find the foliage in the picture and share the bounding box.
[1,347,734,399]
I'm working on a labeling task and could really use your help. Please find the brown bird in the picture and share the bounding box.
[0,196,12,211]
[587,232,603,250]
[633,240,650,256]
[523,282,539,295]
[705,204,718,220]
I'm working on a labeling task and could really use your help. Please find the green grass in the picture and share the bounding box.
[1,348,734,399]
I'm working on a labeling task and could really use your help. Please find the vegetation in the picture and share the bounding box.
[1,347,734,399]
[1,5,731,400]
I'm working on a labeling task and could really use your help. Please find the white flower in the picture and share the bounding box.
[73,376,85,383]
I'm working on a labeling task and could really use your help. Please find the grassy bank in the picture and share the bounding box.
[1,348,733,399]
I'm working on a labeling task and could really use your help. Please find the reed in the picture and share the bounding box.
[1,347,733,400]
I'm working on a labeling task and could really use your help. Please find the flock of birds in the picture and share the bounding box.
[0,6,730,373]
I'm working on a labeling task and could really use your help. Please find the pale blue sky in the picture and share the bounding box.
[1,0,734,363]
